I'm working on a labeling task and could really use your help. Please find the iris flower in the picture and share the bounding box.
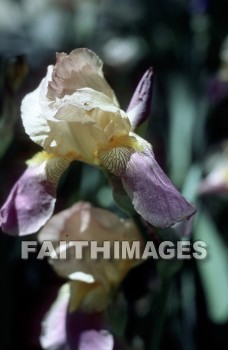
[38,202,143,350]
[38,201,144,312]
[0,48,195,235]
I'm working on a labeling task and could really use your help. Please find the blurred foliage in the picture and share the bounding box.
[0,0,228,349]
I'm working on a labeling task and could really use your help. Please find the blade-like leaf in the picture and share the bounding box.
[195,210,228,323]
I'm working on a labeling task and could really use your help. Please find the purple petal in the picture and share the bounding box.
[198,177,228,195]
[208,75,228,105]
[0,165,56,236]
[67,310,110,350]
[172,215,195,237]
[41,283,114,350]
[79,330,114,350]
[126,68,153,130]
[121,150,196,228]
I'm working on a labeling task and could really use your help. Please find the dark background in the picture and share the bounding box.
[0,0,228,349]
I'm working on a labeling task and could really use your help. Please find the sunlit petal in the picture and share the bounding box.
[21,66,54,148]
[40,282,112,349]
[40,283,69,350]
[47,48,118,105]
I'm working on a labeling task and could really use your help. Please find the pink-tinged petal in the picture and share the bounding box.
[78,330,114,350]
[172,215,195,237]
[38,202,144,312]
[0,168,55,236]
[198,143,228,195]
[126,68,153,130]
[67,310,111,350]
[40,284,69,350]
[0,153,70,236]
[121,149,196,228]
[199,181,228,194]
[47,48,118,105]
[198,167,228,195]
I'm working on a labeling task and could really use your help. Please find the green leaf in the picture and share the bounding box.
[181,164,202,203]
[194,210,228,323]
[168,76,196,187]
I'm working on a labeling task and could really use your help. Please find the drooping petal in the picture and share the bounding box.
[127,68,153,130]
[98,133,196,228]
[99,146,134,176]
[0,152,70,236]
[0,168,55,236]
[121,148,196,227]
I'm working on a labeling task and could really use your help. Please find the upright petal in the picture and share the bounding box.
[0,152,70,236]
[121,148,196,228]
[47,48,118,105]
[21,65,54,149]
[48,88,131,162]
[127,68,153,130]
[21,50,131,163]
[40,284,69,350]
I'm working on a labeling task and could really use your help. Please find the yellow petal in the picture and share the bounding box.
[54,88,124,121]
[69,281,109,312]
[46,118,107,162]
[21,49,133,165]
[27,151,71,186]
[98,146,134,176]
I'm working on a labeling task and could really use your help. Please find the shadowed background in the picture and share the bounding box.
[0,0,228,349]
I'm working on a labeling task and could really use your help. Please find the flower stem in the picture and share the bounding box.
[150,276,171,350]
